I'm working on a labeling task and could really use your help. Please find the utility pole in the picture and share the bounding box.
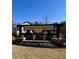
[45,16,48,24]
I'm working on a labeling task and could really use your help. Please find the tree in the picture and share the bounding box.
[60,21,66,39]
[34,21,39,25]
[12,21,17,33]
[12,21,16,27]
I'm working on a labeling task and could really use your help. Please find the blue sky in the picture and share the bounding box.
[12,0,66,24]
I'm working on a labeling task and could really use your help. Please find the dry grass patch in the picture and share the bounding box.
[12,45,66,59]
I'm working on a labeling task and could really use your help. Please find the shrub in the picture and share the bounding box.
[50,39,66,48]
[13,37,23,44]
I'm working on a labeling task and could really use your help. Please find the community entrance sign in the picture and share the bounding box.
[17,24,63,40]
[24,25,53,32]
